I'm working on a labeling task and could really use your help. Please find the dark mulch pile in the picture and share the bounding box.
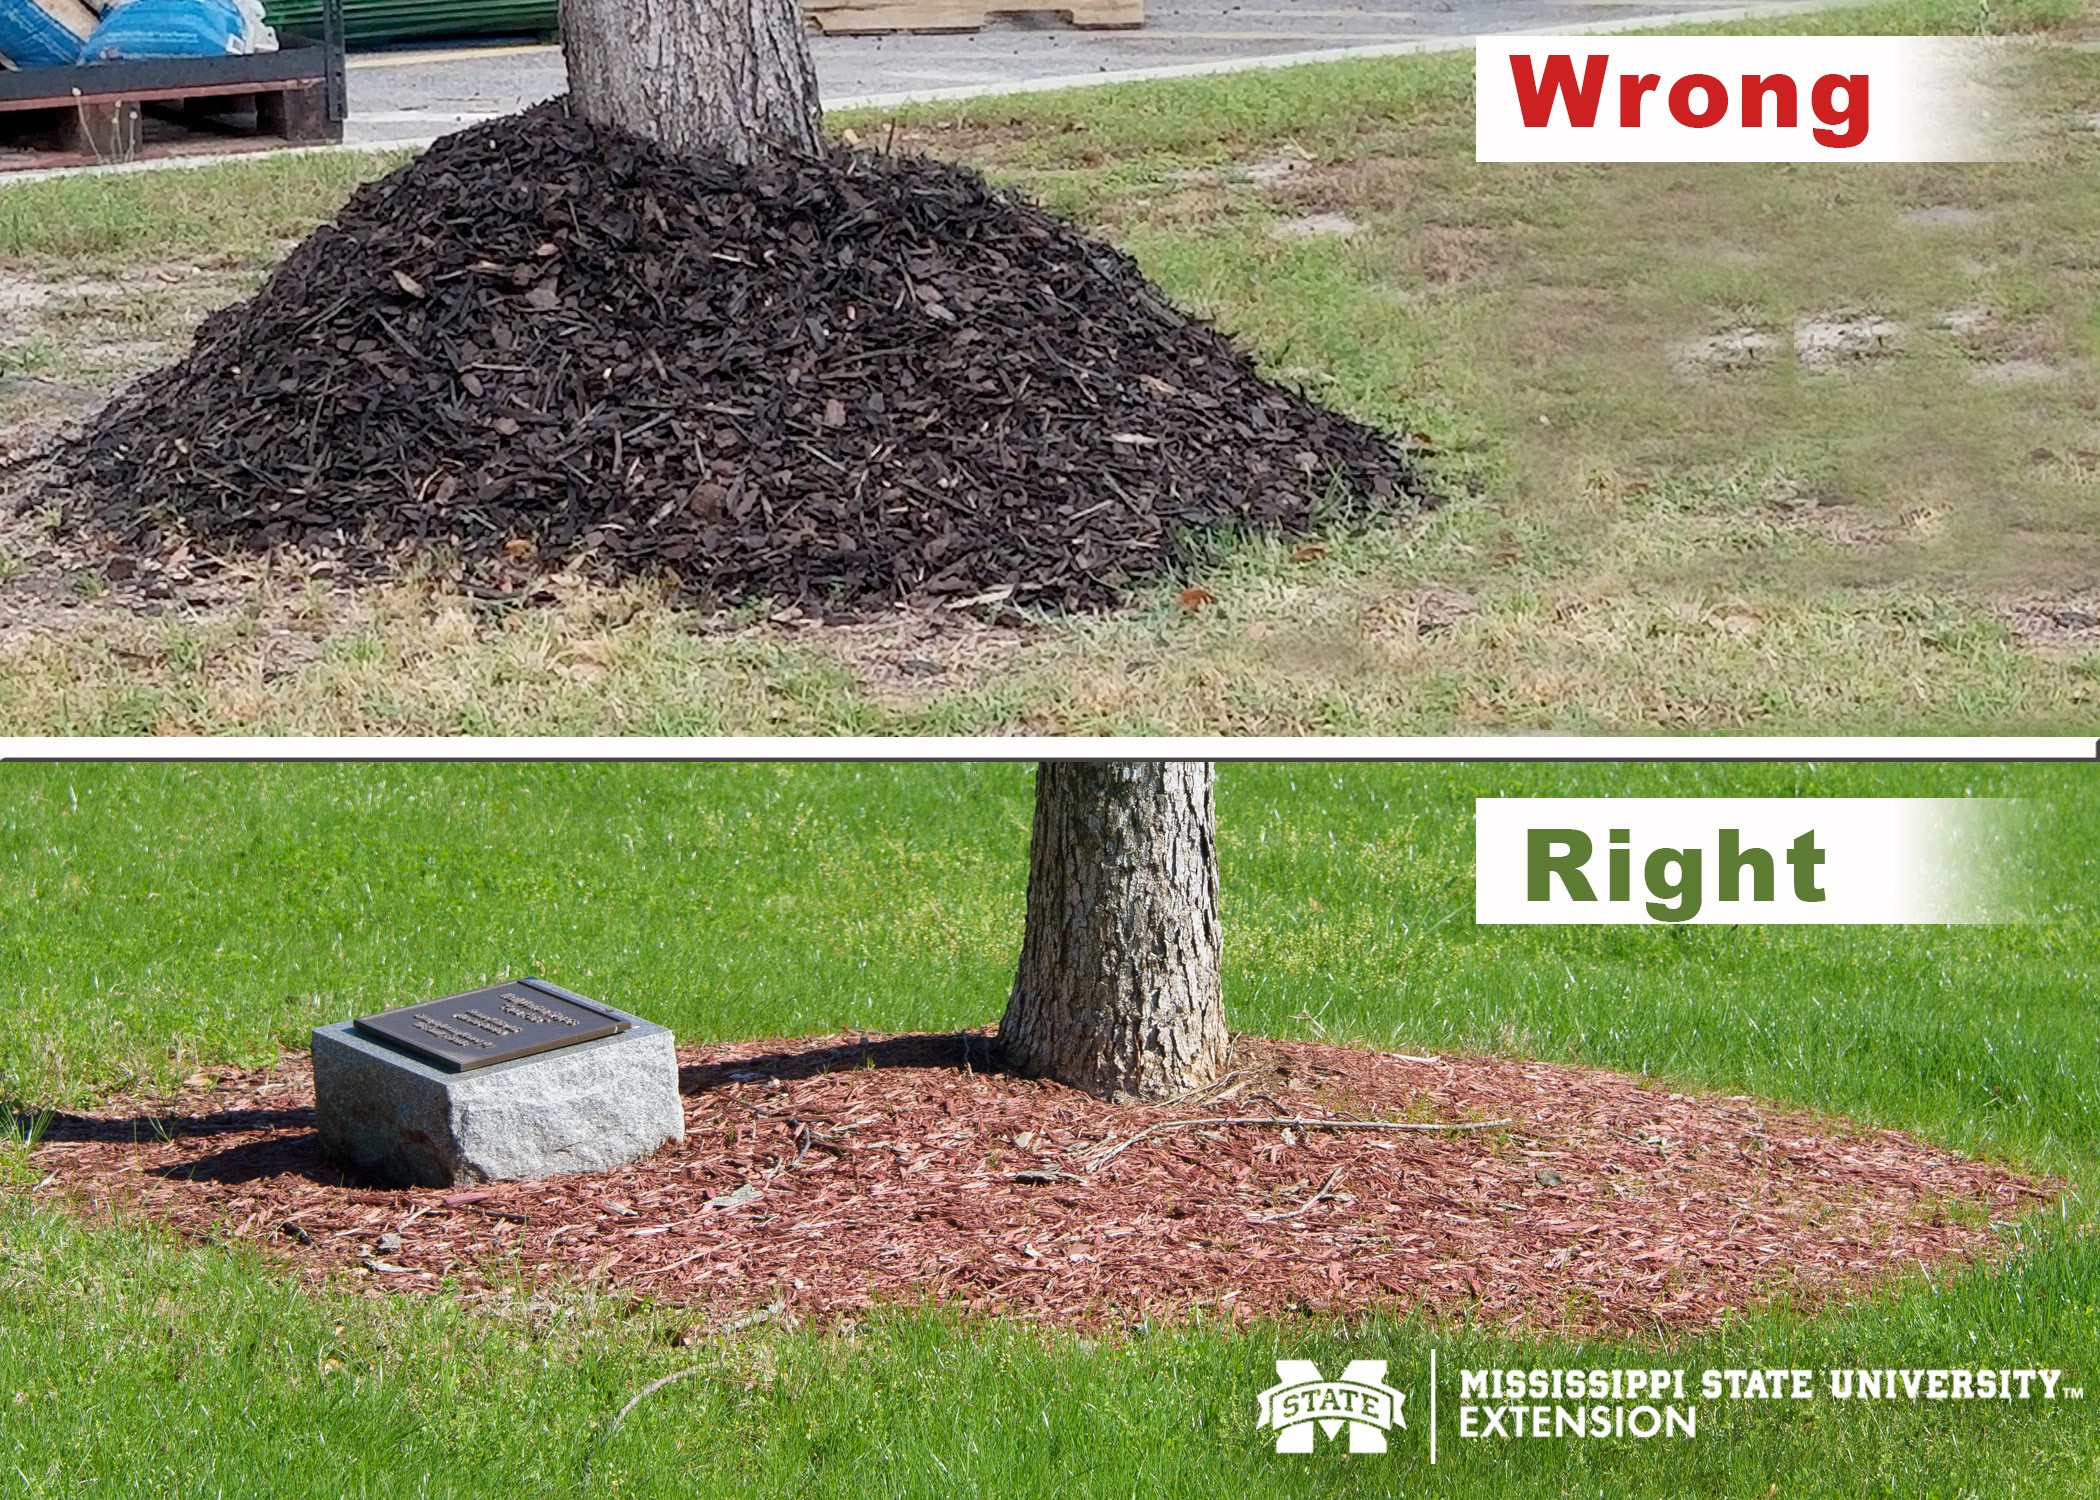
[32,1034,2048,1333]
[62,101,1428,614]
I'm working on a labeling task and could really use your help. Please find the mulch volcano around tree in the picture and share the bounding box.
[31,1034,2048,1334]
[61,101,1428,615]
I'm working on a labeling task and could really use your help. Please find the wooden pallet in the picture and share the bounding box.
[0,84,338,166]
[805,0,1141,35]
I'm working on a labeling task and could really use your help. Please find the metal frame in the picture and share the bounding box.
[319,0,345,124]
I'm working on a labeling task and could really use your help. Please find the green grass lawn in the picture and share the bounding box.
[2,759,2096,1496]
[5,0,2100,733]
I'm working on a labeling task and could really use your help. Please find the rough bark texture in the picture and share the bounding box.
[560,0,822,164]
[1000,762,1230,1103]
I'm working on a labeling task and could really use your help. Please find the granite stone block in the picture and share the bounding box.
[312,998,683,1187]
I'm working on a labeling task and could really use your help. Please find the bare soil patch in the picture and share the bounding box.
[1994,590,2100,647]
[28,1033,2048,1333]
[1270,212,1363,240]
[1671,326,1782,375]
[1793,314,1903,373]
[1239,152,1317,189]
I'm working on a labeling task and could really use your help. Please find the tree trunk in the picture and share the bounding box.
[560,0,823,164]
[1000,762,1230,1103]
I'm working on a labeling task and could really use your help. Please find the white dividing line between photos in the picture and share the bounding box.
[0,736,2092,761]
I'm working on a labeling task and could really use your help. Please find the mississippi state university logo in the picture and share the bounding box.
[1258,1360,1407,1453]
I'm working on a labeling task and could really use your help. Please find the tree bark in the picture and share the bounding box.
[560,0,823,165]
[1000,762,1230,1103]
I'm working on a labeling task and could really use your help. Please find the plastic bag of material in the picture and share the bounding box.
[0,0,99,69]
[231,0,273,51]
[79,0,247,61]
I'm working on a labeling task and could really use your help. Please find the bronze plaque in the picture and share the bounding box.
[353,978,628,1072]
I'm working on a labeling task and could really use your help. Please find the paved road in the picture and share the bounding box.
[344,0,1768,145]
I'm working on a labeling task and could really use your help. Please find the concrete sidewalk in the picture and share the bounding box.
[343,0,1787,145]
[0,0,1837,179]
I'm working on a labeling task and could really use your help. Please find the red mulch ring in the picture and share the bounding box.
[29,1032,2052,1334]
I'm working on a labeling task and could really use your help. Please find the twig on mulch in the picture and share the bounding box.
[1085,1114,1515,1172]
[1252,1164,1353,1223]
